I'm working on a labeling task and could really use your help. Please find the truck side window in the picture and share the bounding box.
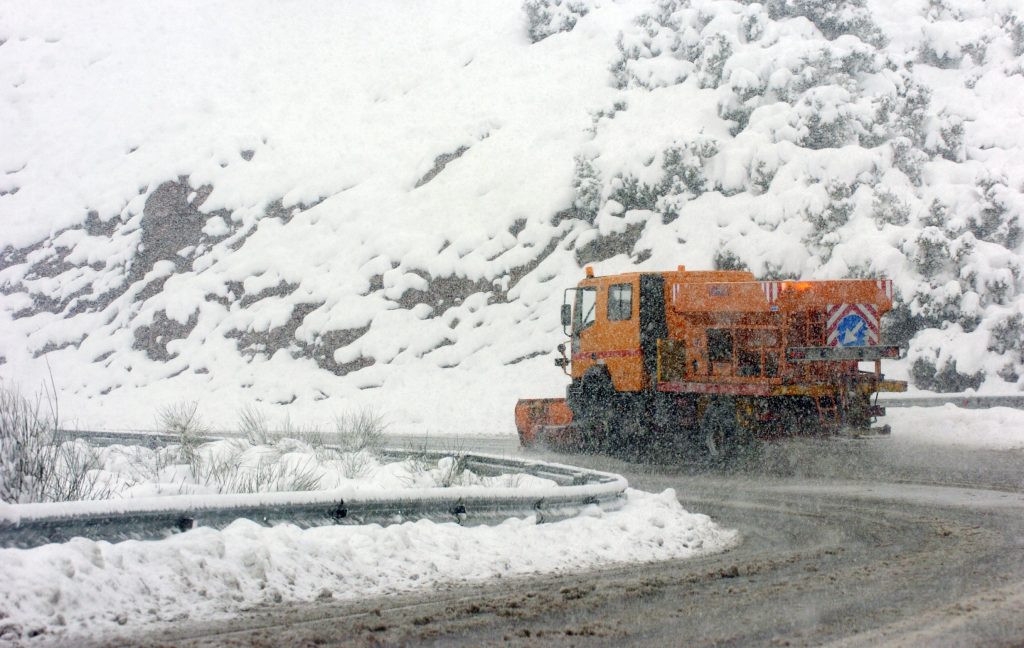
[707,328,733,362]
[607,283,632,321]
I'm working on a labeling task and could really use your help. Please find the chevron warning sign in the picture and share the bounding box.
[760,281,783,303]
[827,303,879,347]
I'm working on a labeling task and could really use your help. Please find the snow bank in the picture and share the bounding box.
[0,488,737,643]
[884,405,1024,450]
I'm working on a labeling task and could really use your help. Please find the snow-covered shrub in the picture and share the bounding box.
[872,188,911,227]
[881,301,919,348]
[589,137,720,226]
[987,312,1024,358]
[793,86,862,149]
[920,198,950,228]
[610,15,687,90]
[0,384,108,503]
[237,405,333,448]
[906,226,951,277]
[695,33,733,88]
[189,442,323,494]
[609,175,660,213]
[889,137,927,186]
[911,355,984,392]
[926,112,965,162]
[713,249,748,271]
[989,310,1024,383]
[523,0,591,43]
[957,241,1022,309]
[759,0,886,46]
[0,384,60,503]
[961,37,989,66]
[157,400,208,467]
[660,138,719,196]
[804,180,857,254]
[49,440,109,502]
[968,180,1023,249]
[740,4,767,42]
[1006,13,1024,57]
[337,450,375,480]
[875,76,931,145]
[571,156,603,223]
[719,68,766,133]
[334,407,387,454]
[434,454,470,488]
[919,41,963,69]
[275,415,327,449]
[238,403,273,445]
[748,158,779,194]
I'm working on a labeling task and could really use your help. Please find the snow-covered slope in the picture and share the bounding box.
[1,0,1022,431]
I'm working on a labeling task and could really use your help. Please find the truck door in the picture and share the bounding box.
[571,279,643,392]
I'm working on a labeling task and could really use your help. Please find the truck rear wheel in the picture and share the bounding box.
[607,396,652,460]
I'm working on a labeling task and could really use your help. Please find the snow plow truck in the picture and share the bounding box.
[515,265,907,458]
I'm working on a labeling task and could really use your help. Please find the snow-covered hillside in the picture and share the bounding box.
[1,0,1022,431]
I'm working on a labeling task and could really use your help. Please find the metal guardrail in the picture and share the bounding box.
[0,447,628,550]
[878,395,1024,409]
[57,429,222,447]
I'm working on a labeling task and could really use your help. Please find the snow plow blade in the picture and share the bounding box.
[515,398,572,447]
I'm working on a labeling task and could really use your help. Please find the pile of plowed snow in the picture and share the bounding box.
[0,487,736,642]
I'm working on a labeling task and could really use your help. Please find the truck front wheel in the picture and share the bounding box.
[567,369,616,453]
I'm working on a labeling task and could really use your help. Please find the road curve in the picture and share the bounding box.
[109,436,1024,647]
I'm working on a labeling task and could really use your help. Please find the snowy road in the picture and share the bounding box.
[96,435,1024,647]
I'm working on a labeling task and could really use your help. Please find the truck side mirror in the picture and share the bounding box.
[561,304,572,327]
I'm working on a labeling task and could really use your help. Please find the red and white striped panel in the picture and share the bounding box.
[876,278,893,300]
[760,281,783,304]
[826,303,880,347]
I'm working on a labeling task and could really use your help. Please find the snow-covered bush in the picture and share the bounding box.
[988,311,1024,383]
[713,249,748,271]
[334,407,387,454]
[0,384,109,503]
[694,33,733,89]
[571,156,603,223]
[758,0,886,46]
[661,138,719,197]
[872,187,911,227]
[157,400,208,468]
[0,384,60,503]
[911,355,985,392]
[987,312,1024,357]
[906,227,951,277]
[608,176,659,213]
[804,179,858,256]
[523,0,591,43]
[968,179,1023,249]
[926,112,965,162]
[1006,13,1024,57]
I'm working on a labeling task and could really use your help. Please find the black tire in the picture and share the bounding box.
[568,369,616,454]
[608,397,650,461]
[845,392,873,431]
[702,397,738,461]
